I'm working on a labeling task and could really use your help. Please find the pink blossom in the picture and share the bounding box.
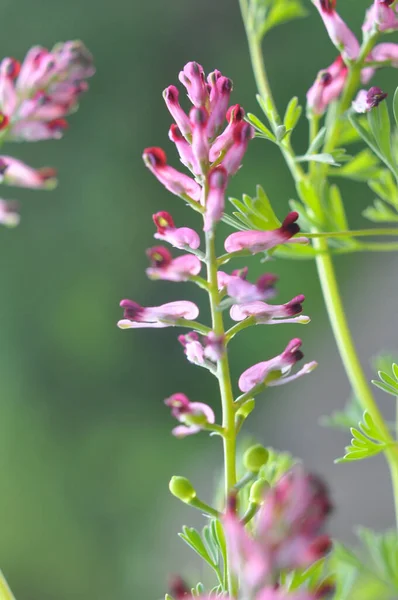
[206,72,233,137]
[118,300,199,329]
[222,121,255,175]
[230,295,310,325]
[363,0,398,32]
[178,62,208,107]
[179,331,224,366]
[220,271,278,303]
[9,118,68,142]
[238,338,317,392]
[0,156,57,189]
[178,331,206,366]
[163,85,191,137]
[143,147,201,201]
[352,86,388,113]
[224,212,305,254]
[209,103,245,162]
[370,42,398,67]
[312,0,360,60]
[203,331,225,361]
[164,392,215,437]
[146,246,201,281]
[169,124,197,173]
[307,56,348,115]
[153,211,200,249]
[190,107,210,173]
[203,165,228,231]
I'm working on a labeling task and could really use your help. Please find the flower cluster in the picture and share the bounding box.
[0,41,94,224]
[224,467,333,599]
[307,0,397,115]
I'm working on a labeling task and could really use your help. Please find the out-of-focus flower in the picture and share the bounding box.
[204,165,228,231]
[178,331,206,366]
[222,121,255,176]
[307,56,348,115]
[146,246,201,282]
[352,86,388,112]
[0,156,57,189]
[165,392,215,437]
[363,0,398,33]
[230,295,309,325]
[118,300,199,329]
[0,199,19,226]
[238,338,317,392]
[224,213,305,254]
[312,0,360,60]
[369,42,398,67]
[219,270,278,303]
[153,211,200,249]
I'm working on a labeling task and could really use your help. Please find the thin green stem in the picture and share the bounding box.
[306,228,398,239]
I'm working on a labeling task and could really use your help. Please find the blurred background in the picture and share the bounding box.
[0,0,397,598]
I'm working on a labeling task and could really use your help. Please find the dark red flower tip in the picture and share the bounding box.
[168,124,184,142]
[232,121,254,144]
[231,266,249,279]
[0,158,8,176]
[146,245,172,268]
[284,338,304,363]
[367,86,388,108]
[320,0,336,13]
[227,491,238,513]
[163,85,179,104]
[153,211,175,233]
[169,575,190,599]
[208,165,228,189]
[286,294,305,315]
[0,113,9,131]
[190,106,208,127]
[315,582,335,599]
[38,167,57,181]
[143,147,167,167]
[281,211,300,237]
[310,534,333,557]
[256,273,279,291]
[178,331,200,347]
[320,71,333,87]
[226,104,245,124]
[119,299,143,320]
[48,118,69,131]
[218,76,233,95]
[5,58,20,79]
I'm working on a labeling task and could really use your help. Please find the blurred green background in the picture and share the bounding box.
[0,0,397,598]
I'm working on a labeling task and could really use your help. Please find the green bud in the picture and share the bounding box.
[183,413,208,427]
[249,478,270,505]
[236,398,255,419]
[244,444,269,473]
[169,476,197,503]
[165,595,174,600]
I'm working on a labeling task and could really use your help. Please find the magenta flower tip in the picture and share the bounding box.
[352,86,388,113]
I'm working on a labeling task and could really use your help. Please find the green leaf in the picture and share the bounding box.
[330,149,383,182]
[328,184,349,231]
[368,101,394,165]
[259,447,296,484]
[363,199,398,223]
[245,113,275,141]
[178,526,217,569]
[275,124,288,142]
[372,364,398,396]
[320,395,363,431]
[369,170,398,208]
[284,96,302,131]
[372,380,398,396]
[296,152,340,166]
[393,86,398,128]
[335,410,389,463]
[307,127,326,155]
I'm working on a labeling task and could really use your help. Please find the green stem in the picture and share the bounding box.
[306,228,398,239]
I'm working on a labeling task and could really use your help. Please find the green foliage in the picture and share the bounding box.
[249,0,308,39]
[335,410,390,463]
[332,529,398,600]
[284,96,303,131]
[330,149,384,182]
[178,520,226,588]
[229,185,281,231]
[281,558,330,596]
[363,170,398,223]
[258,447,296,484]
[320,395,363,431]
[245,112,276,142]
[372,362,398,397]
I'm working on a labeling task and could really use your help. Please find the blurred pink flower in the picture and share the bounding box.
[153,211,200,250]
[352,86,387,113]
[146,246,201,282]
[312,0,359,60]
[118,300,199,329]
[230,294,309,325]
[164,392,215,437]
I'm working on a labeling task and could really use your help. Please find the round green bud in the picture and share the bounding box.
[249,478,270,505]
[169,476,197,504]
[236,398,255,419]
[243,444,269,473]
[165,595,174,600]
[183,413,208,427]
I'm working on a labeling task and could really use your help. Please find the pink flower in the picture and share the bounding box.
[178,62,208,108]
[164,392,215,437]
[220,271,278,303]
[352,86,388,113]
[206,71,233,137]
[163,85,191,137]
[203,331,225,361]
[363,0,398,32]
[178,331,206,366]
[369,42,398,67]
[312,0,360,60]
[190,107,210,174]
[153,211,200,249]
[203,165,228,231]
[222,121,255,175]
[209,104,245,162]
[307,56,348,115]
[143,147,201,201]
[0,156,57,189]
[230,295,310,325]
[238,338,317,392]
[118,300,199,329]
[169,124,197,173]
[146,246,201,281]
[0,199,19,226]
[224,212,304,254]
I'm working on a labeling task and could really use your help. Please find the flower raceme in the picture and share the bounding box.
[0,41,94,224]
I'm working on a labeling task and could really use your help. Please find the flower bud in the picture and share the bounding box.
[244,444,269,472]
[169,476,197,503]
[249,478,270,505]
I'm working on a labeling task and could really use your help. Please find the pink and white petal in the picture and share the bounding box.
[172,424,200,438]
[189,401,215,424]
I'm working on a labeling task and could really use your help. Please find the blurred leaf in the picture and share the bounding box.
[372,363,398,397]
[296,152,340,166]
[178,526,218,570]
[368,102,393,165]
[335,410,390,463]
[250,0,308,39]
[0,572,16,600]
[330,149,383,182]
[320,395,363,431]
[259,447,296,484]
[363,199,398,223]
[369,170,398,208]
[284,96,302,131]
[246,113,276,141]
